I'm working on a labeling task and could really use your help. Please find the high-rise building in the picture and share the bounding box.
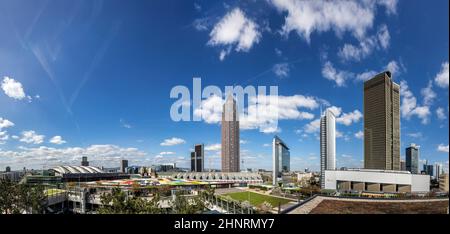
[5,166,11,172]
[320,109,336,189]
[423,161,434,177]
[400,160,406,171]
[81,156,89,166]
[221,94,240,172]
[190,144,204,172]
[120,159,128,173]
[272,136,290,186]
[435,163,442,181]
[406,144,419,174]
[364,71,400,170]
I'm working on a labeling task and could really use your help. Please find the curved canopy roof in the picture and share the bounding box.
[51,165,104,175]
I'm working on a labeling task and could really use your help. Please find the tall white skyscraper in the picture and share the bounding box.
[320,109,336,189]
[272,136,290,186]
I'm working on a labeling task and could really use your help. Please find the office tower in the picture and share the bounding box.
[120,159,128,173]
[320,109,336,189]
[190,144,204,172]
[190,152,196,172]
[406,144,419,174]
[81,156,89,166]
[195,144,204,172]
[272,136,290,186]
[221,94,240,172]
[435,163,442,181]
[400,160,406,171]
[5,166,11,172]
[423,161,434,177]
[364,71,400,170]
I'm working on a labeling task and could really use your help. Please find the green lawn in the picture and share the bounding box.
[45,188,65,196]
[222,191,291,207]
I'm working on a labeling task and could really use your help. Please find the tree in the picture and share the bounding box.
[0,179,16,214]
[98,187,163,214]
[17,184,45,214]
[0,179,45,214]
[171,191,206,214]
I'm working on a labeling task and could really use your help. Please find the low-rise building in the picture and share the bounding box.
[439,173,448,192]
[297,172,313,186]
[173,172,263,184]
[324,169,430,193]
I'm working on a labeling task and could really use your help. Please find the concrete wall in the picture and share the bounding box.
[382,184,396,193]
[397,184,411,193]
[352,182,365,191]
[366,183,380,192]
[324,170,430,193]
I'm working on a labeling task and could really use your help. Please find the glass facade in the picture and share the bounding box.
[406,144,419,174]
[272,136,290,185]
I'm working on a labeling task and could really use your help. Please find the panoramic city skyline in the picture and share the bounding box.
[0,0,448,172]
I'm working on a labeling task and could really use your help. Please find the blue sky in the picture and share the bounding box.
[0,0,448,172]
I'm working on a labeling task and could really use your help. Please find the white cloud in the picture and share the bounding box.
[385,60,402,76]
[263,143,271,147]
[193,95,224,124]
[355,70,377,82]
[437,144,449,153]
[0,117,15,130]
[271,0,379,42]
[275,48,283,56]
[327,106,342,117]
[322,61,351,87]
[434,62,449,88]
[400,80,431,124]
[378,0,399,15]
[336,130,344,138]
[159,151,175,155]
[407,132,423,138]
[240,95,316,133]
[338,24,390,62]
[20,130,45,144]
[336,110,363,126]
[304,107,361,134]
[1,77,27,100]
[0,131,9,144]
[160,137,186,146]
[195,94,318,133]
[304,119,321,133]
[377,24,390,49]
[208,8,261,60]
[205,143,221,151]
[421,81,436,106]
[330,60,404,86]
[0,144,148,169]
[341,154,353,159]
[240,140,248,144]
[194,2,202,12]
[273,63,290,78]
[354,130,364,139]
[120,119,132,129]
[49,136,66,145]
[436,107,447,120]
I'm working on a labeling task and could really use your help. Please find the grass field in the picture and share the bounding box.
[45,188,66,196]
[222,191,291,207]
